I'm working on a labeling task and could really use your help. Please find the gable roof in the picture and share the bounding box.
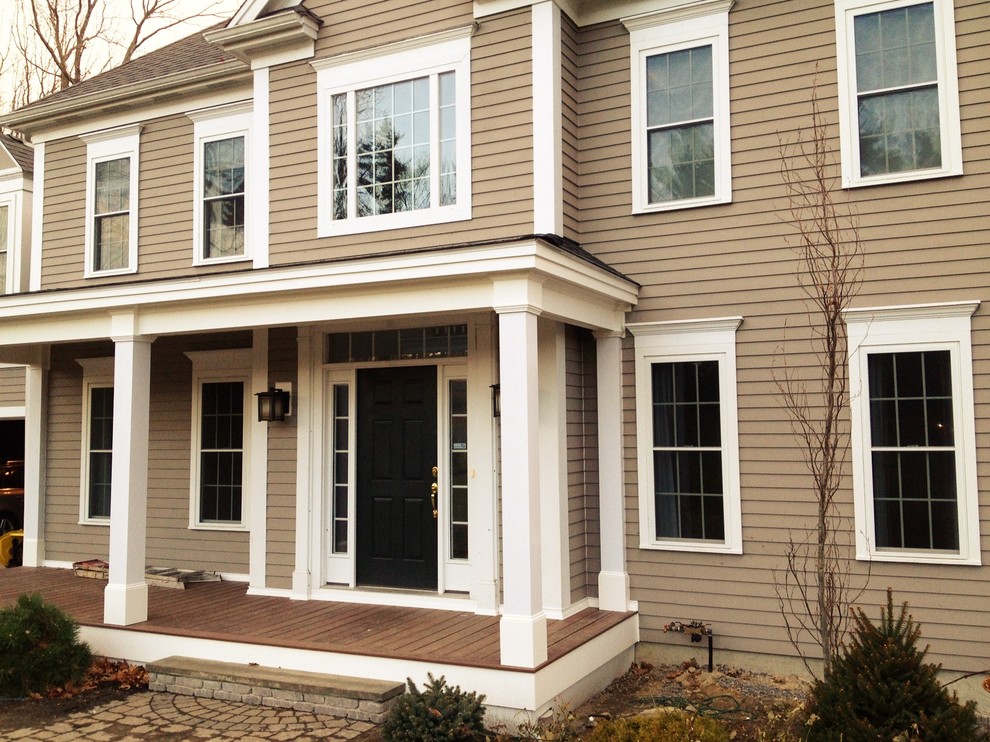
[0,134,33,173]
[0,25,249,137]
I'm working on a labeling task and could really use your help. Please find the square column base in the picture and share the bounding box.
[597,571,631,612]
[103,581,149,626]
[499,613,548,668]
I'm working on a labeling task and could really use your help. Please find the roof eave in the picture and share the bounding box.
[0,60,251,139]
[205,8,321,65]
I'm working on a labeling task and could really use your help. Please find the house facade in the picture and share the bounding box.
[0,0,986,714]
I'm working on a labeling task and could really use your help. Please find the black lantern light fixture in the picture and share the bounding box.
[490,383,501,418]
[257,386,291,422]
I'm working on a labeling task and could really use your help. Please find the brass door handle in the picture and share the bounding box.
[430,482,438,519]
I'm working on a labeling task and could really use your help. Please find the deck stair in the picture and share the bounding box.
[147,656,406,723]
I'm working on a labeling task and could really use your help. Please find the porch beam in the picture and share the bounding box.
[22,349,50,566]
[496,307,548,668]
[104,327,154,626]
[594,331,630,611]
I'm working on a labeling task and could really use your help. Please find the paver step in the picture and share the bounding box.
[147,656,405,723]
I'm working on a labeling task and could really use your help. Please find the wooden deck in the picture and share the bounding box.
[0,568,633,672]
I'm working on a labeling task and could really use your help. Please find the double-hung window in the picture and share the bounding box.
[631,318,742,553]
[846,302,980,565]
[77,357,114,525]
[625,1,732,213]
[187,349,251,529]
[0,202,8,294]
[314,27,472,236]
[189,103,252,265]
[81,126,140,277]
[835,0,962,187]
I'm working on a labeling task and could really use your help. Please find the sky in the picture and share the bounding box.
[0,0,243,113]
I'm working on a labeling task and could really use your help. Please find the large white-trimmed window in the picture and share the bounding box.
[314,27,472,236]
[630,317,742,553]
[835,0,962,187]
[847,301,980,565]
[624,1,732,213]
[81,125,140,277]
[189,103,252,265]
[76,357,114,525]
[186,349,252,530]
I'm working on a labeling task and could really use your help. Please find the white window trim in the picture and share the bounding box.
[630,317,743,553]
[441,363,470,592]
[76,357,114,526]
[624,0,733,214]
[835,0,962,188]
[188,102,254,266]
[81,125,140,278]
[186,349,252,531]
[324,368,356,586]
[313,27,473,237]
[846,301,980,565]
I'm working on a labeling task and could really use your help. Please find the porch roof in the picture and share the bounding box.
[0,237,638,363]
[0,567,634,672]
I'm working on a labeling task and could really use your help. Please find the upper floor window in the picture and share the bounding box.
[81,126,140,277]
[624,1,732,213]
[314,28,472,236]
[189,103,252,265]
[835,0,962,187]
[846,301,980,565]
[630,317,743,553]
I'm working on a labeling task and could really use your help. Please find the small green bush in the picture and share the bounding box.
[587,709,728,742]
[0,593,93,698]
[806,589,980,742]
[381,673,486,741]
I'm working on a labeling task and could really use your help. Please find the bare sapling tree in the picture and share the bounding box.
[773,83,866,679]
[5,0,232,108]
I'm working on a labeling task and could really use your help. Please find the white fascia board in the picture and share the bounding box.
[0,241,638,342]
[0,63,251,142]
[205,9,319,68]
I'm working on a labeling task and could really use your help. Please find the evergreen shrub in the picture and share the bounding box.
[806,589,980,741]
[0,593,93,698]
[381,673,486,741]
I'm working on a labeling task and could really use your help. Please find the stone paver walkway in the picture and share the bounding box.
[5,692,377,741]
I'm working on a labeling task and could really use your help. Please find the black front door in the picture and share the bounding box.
[356,365,438,589]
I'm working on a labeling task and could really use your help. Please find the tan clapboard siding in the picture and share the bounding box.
[45,346,105,563]
[267,6,534,264]
[565,325,600,602]
[310,0,472,58]
[40,137,86,289]
[0,367,25,407]
[577,0,990,672]
[266,327,298,589]
[560,15,580,242]
[136,116,195,278]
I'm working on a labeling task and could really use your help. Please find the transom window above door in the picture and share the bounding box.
[326,325,468,364]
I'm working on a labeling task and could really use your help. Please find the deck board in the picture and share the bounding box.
[0,568,633,671]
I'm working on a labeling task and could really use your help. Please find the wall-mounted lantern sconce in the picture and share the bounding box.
[490,383,501,418]
[257,386,291,422]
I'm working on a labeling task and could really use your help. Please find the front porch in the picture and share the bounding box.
[0,567,638,717]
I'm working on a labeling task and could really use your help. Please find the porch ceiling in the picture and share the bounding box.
[0,238,638,355]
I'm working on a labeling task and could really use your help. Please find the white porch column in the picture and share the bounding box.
[292,325,313,597]
[497,308,548,668]
[22,349,49,567]
[538,318,570,617]
[104,330,154,626]
[249,329,269,590]
[595,331,630,611]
